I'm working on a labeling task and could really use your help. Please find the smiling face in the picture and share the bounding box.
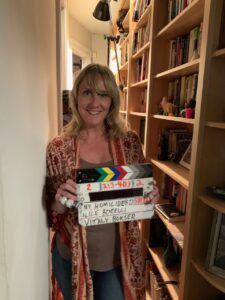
[77,76,112,130]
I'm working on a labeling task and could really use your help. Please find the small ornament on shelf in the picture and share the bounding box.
[180,98,196,119]
[160,96,174,116]
[206,186,225,200]
[185,99,196,118]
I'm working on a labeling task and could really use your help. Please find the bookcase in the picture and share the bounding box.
[112,0,225,299]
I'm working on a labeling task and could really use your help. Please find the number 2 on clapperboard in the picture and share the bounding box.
[86,183,92,191]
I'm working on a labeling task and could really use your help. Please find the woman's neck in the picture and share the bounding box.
[78,127,112,163]
[78,127,107,142]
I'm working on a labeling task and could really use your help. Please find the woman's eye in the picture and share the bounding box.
[83,90,91,95]
[98,92,109,98]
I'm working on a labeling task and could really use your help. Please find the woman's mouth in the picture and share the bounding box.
[86,109,102,115]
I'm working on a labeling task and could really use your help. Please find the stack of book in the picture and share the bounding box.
[158,128,192,163]
[135,51,149,82]
[155,174,187,223]
[168,23,202,69]
[167,73,198,115]
[155,203,185,222]
[132,0,151,22]
[168,0,195,21]
[149,266,172,299]
[219,0,225,48]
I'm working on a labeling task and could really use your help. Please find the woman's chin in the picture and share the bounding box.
[83,120,105,129]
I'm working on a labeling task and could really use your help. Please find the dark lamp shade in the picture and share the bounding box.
[93,1,110,21]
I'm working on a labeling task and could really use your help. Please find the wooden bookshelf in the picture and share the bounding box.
[156,0,204,40]
[192,259,225,294]
[112,0,225,298]
[152,115,195,125]
[120,61,128,71]
[148,247,180,300]
[155,59,200,80]
[130,112,147,117]
[213,48,225,58]
[119,110,127,115]
[130,79,148,87]
[122,9,130,30]
[135,3,152,30]
[155,209,184,248]
[205,121,225,129]
[199,194,225,214]
[151,159,189,190]
[132,41,150,59]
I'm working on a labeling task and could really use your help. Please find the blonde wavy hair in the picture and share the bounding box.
[64,63,127,138]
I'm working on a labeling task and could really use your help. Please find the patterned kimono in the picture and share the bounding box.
[46,130,146,300]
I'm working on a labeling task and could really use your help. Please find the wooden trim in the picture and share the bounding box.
[152,115,195,125]
[192,259,225,293]
[156,0,204,40]
[155,59,200,79]
[151,159,189,189]
[213,48,225,58]
[148,247,180,300]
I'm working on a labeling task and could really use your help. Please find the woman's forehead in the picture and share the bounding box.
[79,75,107,91]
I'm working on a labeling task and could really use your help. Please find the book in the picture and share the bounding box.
[219,0,225,48]
[139,118,146,145]
[155,203,185,222]
[188,25,200,61]
[133,0,141,21]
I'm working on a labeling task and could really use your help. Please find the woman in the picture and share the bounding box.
[46,63,159,300]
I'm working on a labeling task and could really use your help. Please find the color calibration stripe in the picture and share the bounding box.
[76,163,152,183]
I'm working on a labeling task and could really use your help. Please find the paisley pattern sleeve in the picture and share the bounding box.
[122,130,146,164]
[46,137,70,231]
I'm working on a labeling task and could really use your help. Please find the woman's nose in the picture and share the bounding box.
[90,92,100,103]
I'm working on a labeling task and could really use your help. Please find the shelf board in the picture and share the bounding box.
[205,121,225,129]
[122,9,130,29]
[152,115,195,125]
[146,286,152,300]
[132,42,150,60]
[155,210,184,249]
[192,259,225,294]
[119,110,127,114]
[156,0,204,40]
[129,111,147,117]
[155,59,200,79]
[212,48,225,58]
[120,61,128,71]
[131,79,148,87]
[135,4,152,31]
[151,159,189,190]
[119,34,129,49]
[148,247,180,300]
[199,194,225,214]
[119,0,129,11]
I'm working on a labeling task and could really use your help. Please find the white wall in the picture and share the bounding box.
[68,15,107,66]
[91,34,108,66]
[0,0,58,299]
[69,15,92,60]
[61,1,73,91]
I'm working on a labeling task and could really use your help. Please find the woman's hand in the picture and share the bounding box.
[52,179,78,214]
[143,180,160,205]
[150,182,160,205]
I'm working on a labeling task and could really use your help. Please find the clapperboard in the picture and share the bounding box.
[76,163,155,226]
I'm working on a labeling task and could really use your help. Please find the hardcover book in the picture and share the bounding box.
[155,203,185,222]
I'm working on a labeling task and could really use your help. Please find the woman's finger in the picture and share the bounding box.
[66,179,77,188]
[60,182,77,195]
[57,187,77,201]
